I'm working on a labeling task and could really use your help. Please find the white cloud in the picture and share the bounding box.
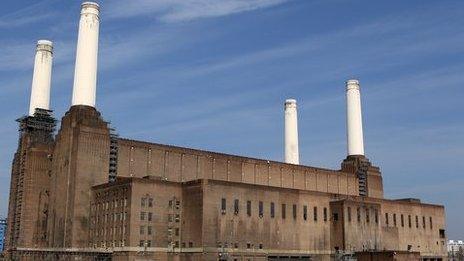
[105,0,289,22]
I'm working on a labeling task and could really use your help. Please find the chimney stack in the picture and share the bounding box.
[71,2,100,107]
[346,79,365,156]
[29,40,53,116]
[284,99,300,164]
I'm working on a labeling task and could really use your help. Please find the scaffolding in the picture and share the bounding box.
[109,129,119,182]
[356,160,370,197]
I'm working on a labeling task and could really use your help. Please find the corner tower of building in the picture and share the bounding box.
[47,2,111,247]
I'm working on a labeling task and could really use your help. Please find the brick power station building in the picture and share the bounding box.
[4,2,447,261]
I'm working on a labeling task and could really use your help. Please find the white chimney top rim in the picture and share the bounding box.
[346,79,359,85]
[82,2,100,10]
[37,40,53,47]
[285,99,297,104]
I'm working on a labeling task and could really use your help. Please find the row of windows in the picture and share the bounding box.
[385,213,433,229]
[141,197,154,207]
[93,198,128,212]
[138,240,195,248]
[218,242,263,249]
[346,207,379,223]
[94,212,127,224]
[92,225,127,237]
[221,199,328,222]
[92,240,126,248]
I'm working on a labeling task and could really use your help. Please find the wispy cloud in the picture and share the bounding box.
[0,0,55,28]
[105,0,289,22]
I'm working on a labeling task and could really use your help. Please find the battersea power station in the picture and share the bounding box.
[4,2,447,261]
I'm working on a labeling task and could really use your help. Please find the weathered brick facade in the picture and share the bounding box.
[4,106,447,260]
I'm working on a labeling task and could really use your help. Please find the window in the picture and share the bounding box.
[140,240,145,247]
[147,226,152,235]
[439,229,445,239]
[408,215,412,228]
[323,207,328,222]
[140,225,145,235]
[168,214,173,222]
[303,205,308,221]
[147,240,152,247]
[347,207,352,222]
[175,228,179,236]
[221,198,226,214]
[375,209,378,223]
[333,213,339,221]
[140,212,146,221]
[366,208,370,223]
[247,243,251,249]
[148,212,153,221]
[415,215,419,228]
[270,202,275,218]
[141,198,146,207]
[189,242,193,247]
[175,214,180,222]
[393,214,397,227]
[401,214,404,227]
[429,217,433,229]
[313,207,318,221]
[247,201,251,216]
[259,201,264,218]
[293,204,297,220]
[282,204,286,219]
[148,198,153,207]
[234,199,239,215]
[422,216,426,229]
[385,213,389,226]
[357,207,361,222]
[259,243,263,249]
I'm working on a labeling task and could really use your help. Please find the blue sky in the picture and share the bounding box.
[1,0,463,238]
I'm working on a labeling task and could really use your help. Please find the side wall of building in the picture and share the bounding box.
[116,139,359,197]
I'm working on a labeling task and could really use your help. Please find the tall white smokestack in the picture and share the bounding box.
[71,2,100,107]
[29,40,53,116]
[284,99,299,164]
[346,79,365,156]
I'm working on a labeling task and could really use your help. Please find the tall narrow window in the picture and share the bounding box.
[140,212,146,221]
[282,204,286,219]
[148,212,153,221]
[348,207,352,222]
[408,215,412,228]
[393,214,397,227]
[270,202,275,218]
[313,207,318,221]
[429,217,433,229]
[148,198,153,207]
[259,201,264,218]
[303,205,308,221]
[234,199,239,215]
[415,215,419,228]
[422,216,426,229]
[385,213,389,226]
[366,208,370,223]
[141,198,146,207]
[221,198,226,214]
[293,204,297,220]
[247,201,251,216]
[375,209,378,223]
[401,214,404,227]
[357,207,361,222]
[323,207,328,222]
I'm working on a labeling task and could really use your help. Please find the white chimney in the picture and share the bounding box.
[71,2,100,107]
[284,99,299,164]
[346,79,365,156]
[29,40,53,116]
